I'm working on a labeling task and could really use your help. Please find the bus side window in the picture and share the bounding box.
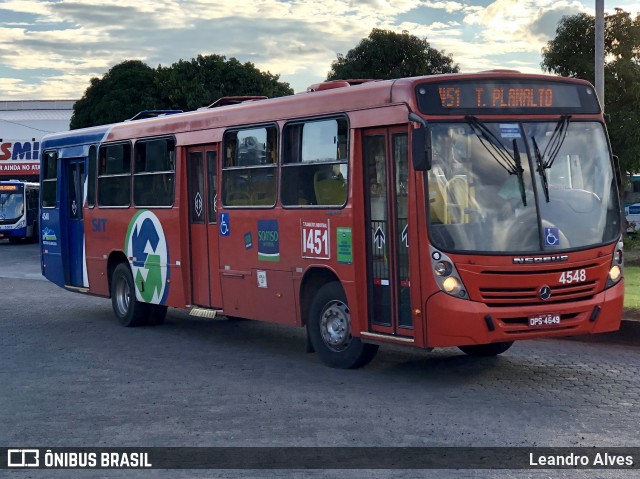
[221,126,277,207]
[87,146,97,208]
[133,138,175,207]
[42,151,58,208]
[98,143,132,207]
[281,117,348,208]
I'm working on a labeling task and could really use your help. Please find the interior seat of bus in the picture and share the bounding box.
[314,169,346,205]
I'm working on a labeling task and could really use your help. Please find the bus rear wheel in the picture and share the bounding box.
[307,282,378,369]
[458,341,514,357]
[111,263,149,327]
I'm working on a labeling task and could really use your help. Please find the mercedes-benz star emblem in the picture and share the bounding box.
[539,285,552,301]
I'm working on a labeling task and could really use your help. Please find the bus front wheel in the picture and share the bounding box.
[111,263,149,327]
[458,341,513,357]
[307,282,378,369]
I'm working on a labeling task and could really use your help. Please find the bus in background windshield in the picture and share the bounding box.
[0,180,39,243]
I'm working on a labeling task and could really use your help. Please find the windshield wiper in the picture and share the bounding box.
[531,136,549,203]
[542,115,571,170]
[542,115,571,169]
[465,116,527,206]
[530,115,571,203]
[512,139,526,207]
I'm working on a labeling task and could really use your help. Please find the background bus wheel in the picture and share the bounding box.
[458,341,514,357]
[148,305,168,325]
[307,282,378,369]
[111,263,148,327]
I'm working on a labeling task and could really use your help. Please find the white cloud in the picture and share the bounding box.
[0,1,635,99]
[423,1,467,14]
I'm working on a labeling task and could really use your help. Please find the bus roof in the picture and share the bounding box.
[40,71,597,149]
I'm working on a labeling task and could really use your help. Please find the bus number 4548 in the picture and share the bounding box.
[558,269,586,284]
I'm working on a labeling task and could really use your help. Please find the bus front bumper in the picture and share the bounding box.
[424,280,624,348]
[0,226,27,239]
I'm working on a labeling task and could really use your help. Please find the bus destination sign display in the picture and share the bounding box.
[417,80,600,115]
[439,86,557,108]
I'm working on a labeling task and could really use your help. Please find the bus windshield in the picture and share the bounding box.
[0,191,24,222]
[427,121,620,253]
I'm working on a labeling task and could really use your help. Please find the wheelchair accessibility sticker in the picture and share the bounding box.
[219,213,230,236]
[545,227,560,246]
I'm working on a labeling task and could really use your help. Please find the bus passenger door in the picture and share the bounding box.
[363,128,413,337]
[186,145,222,308]
[62,158,86,287]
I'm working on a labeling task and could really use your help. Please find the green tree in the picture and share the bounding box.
[541,9,640,174]
[327,29,459,81]
[70,60,161,129]
[156,54,293,112]
[70,56,293,129]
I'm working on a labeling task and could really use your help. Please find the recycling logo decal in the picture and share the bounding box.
[125,210,170,304]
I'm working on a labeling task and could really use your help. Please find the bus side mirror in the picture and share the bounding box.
[409,113,432,171]
[613,154,622,188]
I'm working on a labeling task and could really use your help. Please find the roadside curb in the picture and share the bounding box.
[564,313,640,347]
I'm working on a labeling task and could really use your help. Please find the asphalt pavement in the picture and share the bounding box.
[2,239,639,479]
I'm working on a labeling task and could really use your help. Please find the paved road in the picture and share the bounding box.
[1,241,639,478]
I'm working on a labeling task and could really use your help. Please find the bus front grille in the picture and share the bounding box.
[479,281,598,306]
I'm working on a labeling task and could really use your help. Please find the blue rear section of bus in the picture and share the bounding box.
[40,127,111,289]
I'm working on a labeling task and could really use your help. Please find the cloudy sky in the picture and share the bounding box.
[0,0,638,100]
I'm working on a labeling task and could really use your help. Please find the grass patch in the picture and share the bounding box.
[624,265,640,310]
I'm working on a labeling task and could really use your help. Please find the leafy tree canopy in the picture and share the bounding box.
[157,54,293,112]
[541,9,640,174]
[327,29,459,81]
[70,60,159,129]
[70,55,293,129]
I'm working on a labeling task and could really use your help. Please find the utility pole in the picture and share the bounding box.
[595,0,605,111]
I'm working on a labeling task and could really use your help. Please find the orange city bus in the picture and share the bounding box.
[39,70,624,368]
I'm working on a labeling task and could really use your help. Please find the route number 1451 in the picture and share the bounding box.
[558,269,586,284]
[302,222,330,259]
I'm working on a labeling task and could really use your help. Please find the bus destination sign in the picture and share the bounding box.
[417,80,600,115]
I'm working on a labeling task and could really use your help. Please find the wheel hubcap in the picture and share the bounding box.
[115,277,131,316]
[319,300,352,352]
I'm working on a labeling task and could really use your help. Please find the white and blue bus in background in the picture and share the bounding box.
[0,180,39,243]
[624,174,640,236]
[626,203,640,235]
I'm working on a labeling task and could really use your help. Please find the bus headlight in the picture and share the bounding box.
[606,239,623,288]
[430,247,468,299]
[434,261,453,277]
[442,276,462,294]
[16,219,25,228]
[609,264,621,282]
